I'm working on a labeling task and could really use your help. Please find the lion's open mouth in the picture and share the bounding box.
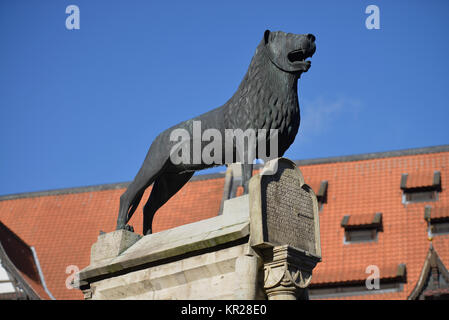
[287,49,310,63]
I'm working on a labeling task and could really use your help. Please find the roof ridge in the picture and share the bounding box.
[0,172,227,201]
[294,144,449,167]
[1,144,448,201]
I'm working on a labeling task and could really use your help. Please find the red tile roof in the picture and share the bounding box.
[343,213,379,227]
[0,177,224,299]
[307,180,323,196]
[0,221,52,299]
[405,171,436,189]
[428,206,449,220]
[311,263,401,285]
[299,148,449,300]
[0,145,448,300]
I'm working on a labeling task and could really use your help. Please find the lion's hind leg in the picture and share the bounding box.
[116,177,153,231]
[142,171,194,235]
[116,155,168,231]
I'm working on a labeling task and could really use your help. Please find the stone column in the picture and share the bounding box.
[234,254,261,299]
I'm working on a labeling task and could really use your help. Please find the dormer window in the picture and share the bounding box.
[401,171,441,204]
[341,213,383,243]
[425,206,449,236]
[310,180,328,211]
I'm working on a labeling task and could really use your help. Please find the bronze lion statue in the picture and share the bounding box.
[116,30,316,235]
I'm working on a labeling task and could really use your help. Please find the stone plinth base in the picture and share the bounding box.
[77,158,322,300]
[78,195,266,300]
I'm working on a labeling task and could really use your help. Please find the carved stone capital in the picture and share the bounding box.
[262,245,320,300]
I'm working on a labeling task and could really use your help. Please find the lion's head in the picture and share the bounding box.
[263,30,316,75]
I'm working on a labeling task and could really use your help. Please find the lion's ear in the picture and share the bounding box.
[264,29,271,44]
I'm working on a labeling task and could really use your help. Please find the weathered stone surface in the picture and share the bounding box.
[90,230,141,264]
[222,194,249,216]
[84,241,266,300]
[89,244,257,300]
[78,196,251,286]
[249,157,321,257]
[234,254,263,299]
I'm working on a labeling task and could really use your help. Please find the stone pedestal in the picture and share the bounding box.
[90,230,141,264]
[77,158,321,300]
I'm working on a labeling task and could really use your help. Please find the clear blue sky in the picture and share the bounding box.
[1,0,448,195]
